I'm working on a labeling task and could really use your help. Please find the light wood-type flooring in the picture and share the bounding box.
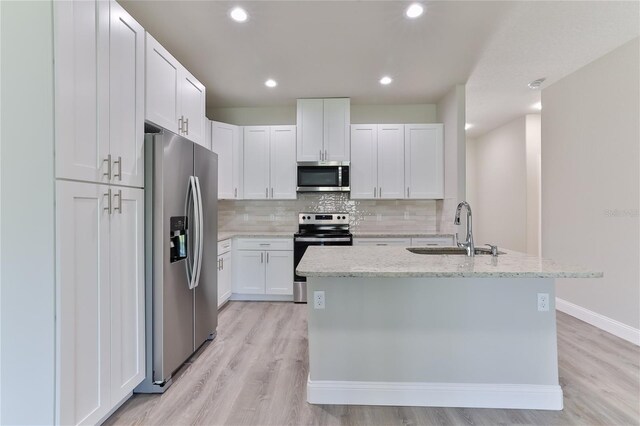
[106,302,640,426]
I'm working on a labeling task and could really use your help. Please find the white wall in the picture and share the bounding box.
[436,85,466,235]
[0,1,56,424]
[208,103,437,126]
[466,115,541,254]
[542,38,640,331]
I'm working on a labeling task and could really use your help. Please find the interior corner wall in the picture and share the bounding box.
[1,1,56,424]
[436,85,466,234]
[468,116,528,252]
[542,38,640,330]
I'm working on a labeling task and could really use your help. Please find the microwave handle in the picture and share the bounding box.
[338,166,342,187]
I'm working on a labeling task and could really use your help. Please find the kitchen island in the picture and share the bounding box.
[296,246,601,410]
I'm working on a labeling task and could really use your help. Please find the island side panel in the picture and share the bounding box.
[307,277,558,386]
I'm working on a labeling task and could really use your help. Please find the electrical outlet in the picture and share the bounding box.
[537,293,549,312]
[313,291,325,310]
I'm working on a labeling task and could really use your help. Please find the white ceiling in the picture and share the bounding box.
[120,0,639,137]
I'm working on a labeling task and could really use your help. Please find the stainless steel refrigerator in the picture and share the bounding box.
[136,128,218,393]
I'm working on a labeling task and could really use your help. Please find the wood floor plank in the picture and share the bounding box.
[105,303,640,426]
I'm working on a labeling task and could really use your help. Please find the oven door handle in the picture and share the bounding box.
[295,237,352,243]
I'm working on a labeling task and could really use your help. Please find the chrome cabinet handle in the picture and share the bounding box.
[113,156,122,181]
[178,116,184,134]
[325,150,328,161]
[103,154,112,180]
[222,257,224,269]
[259,243,270,246]
[104,189,112,214]
[234,188,238,198]
[379,187,382,197]
[407,187,410,198]
[185,118,189,135]
[270,188,274,198]
[265,187,268,198]
[261,252,264,263]
[266,252,269,263]
[373,187,377,198]
[113,189,122,214]
[319,149,322,161]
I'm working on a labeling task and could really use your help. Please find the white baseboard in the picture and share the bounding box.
[556,298,640,346]
[307,376,563,410]
[230,293,293,302]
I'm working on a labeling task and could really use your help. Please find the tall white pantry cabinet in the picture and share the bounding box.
[54,1,145,424]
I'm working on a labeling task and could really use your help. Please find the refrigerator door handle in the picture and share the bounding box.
[186,176,200,290]
[193,176,204,288]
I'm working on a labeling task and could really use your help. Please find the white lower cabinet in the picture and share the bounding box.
[217,239,233,307]
[233,238,293,297]
[56,181,144,425]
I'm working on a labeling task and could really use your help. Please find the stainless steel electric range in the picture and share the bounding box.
[293,212,352,303]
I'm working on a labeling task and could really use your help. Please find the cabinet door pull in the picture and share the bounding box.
[103,154,112,180]
[185,118,189,135]
[270,188,274,198]
[373,187,376,198]
[104,189,112,214]
[234,188,238,198]
[265,187,268,198]
[325,149,328,161]
[379,187,382,198]
[221,257,224,269]
[407,187,410,198]
[319,149,323,161]
[113,156,122,181]
[266,252,269,263]
[113,189,122,214]
[178,116,184,134]
[261,252,264,263]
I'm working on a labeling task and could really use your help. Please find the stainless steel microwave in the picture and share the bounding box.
[297,162,350,192]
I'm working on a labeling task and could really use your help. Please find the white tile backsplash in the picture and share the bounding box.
[219,193,442,233]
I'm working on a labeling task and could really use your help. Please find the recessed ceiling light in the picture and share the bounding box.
[405,3,424,18]
[230,7,248,23]
[465,123,473,130]
[265,79,277,88]
[532,102,542,111]
[528,78,546,90]
[379,76,393,85]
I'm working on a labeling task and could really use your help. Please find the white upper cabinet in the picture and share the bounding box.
[297,98,350,162]
[145,33,206,147]
[377,125,405,199]
[296,99,324,162]
[54,0,107,184]
[243,125,297,200]
[211,121,243,199]
[243,126,270,199]
[269,126,297,200]
[351,124,404,199]
[179,67,206,146]
[350,125,378,199]
[145,33,179,134]
[55,0,144,188]
[324,98,351,161]
[404,124,444,199]
[109,1,145,188]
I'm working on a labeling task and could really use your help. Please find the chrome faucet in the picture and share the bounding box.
[454,201,475,257]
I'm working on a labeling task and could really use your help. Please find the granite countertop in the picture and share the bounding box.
[352,231,455,238]
[218,231,294,241]
[296,246,602,279]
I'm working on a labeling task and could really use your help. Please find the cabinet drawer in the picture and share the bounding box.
[353,238,411,247]
[218,238,232,254]
[235,238,293,251]
[411,237,455,247]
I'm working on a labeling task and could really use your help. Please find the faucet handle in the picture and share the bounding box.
[485,244,499,256]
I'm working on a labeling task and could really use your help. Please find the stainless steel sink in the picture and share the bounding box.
[406,247,505,256]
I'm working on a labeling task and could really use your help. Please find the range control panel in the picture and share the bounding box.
[298,212,350,225]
